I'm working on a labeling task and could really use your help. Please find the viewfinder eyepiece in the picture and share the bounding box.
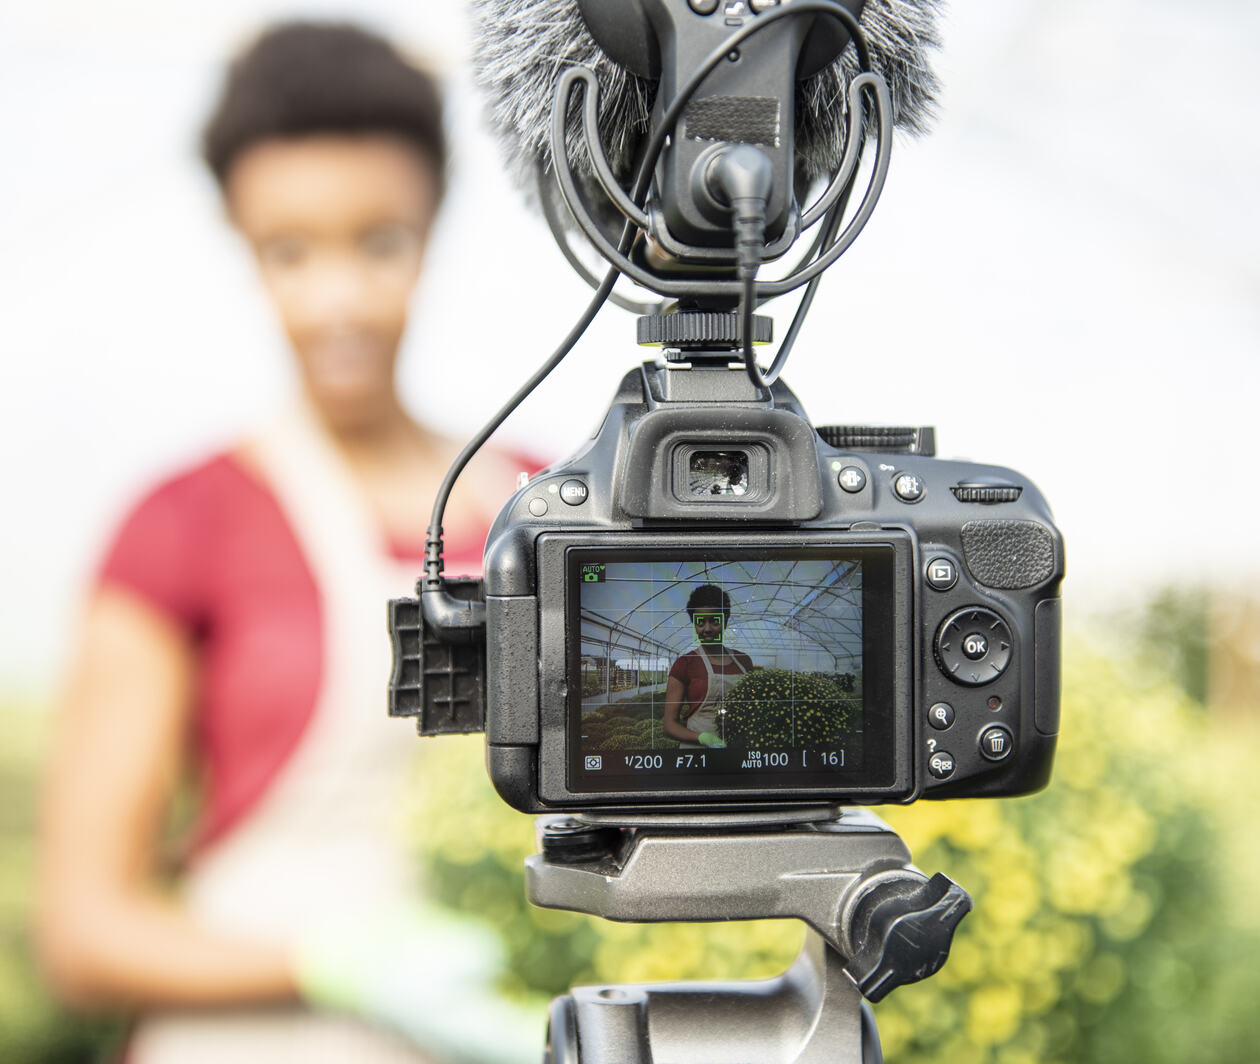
[688,449,750,497]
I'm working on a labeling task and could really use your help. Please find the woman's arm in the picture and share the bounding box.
[34,586,299,1009]
[661,676,701,742]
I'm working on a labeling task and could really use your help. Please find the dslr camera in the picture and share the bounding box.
[390,361,1062,815]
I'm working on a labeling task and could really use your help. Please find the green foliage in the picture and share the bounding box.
[410,640,1260,1064]
[721,668,853,747]
[4,617,1259,1063]
[0,702,126,1064]
[868,641,1260,1063]
[581,697,681,751]
[409,737,801,998]
[1127,586,1211,704]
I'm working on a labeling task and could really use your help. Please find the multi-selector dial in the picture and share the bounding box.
[934,607,1013,686]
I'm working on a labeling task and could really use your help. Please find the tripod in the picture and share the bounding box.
[528,808,970,1064]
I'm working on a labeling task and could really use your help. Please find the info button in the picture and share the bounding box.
[928,750,956,779]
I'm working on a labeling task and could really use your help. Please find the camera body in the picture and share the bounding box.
[393,360,1062,816]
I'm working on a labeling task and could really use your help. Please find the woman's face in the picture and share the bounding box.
[692,611,726,646]
[225,134,439,429]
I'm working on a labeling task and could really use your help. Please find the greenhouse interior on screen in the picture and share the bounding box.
[579,558,865,750]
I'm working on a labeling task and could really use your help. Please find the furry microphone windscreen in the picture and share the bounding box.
[470,0,943,196]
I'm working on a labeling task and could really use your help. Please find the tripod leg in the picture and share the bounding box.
[860,1000,883,1064]
[545,996,576,1064]
[544,933,873,1064]
[546,988,653,1064]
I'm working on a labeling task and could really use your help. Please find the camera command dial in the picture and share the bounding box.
[935,607,1013,686]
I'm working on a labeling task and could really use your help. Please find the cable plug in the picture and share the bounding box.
[704,144,773,280]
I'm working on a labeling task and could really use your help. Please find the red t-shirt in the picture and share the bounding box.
[96,452,491,848]
[668,648,756,713]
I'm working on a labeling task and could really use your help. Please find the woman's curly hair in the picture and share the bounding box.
[202,21,446,202]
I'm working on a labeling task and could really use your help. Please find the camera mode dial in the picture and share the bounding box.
[934,607,1013,686]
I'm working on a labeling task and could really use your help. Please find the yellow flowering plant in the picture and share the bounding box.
[720,668,853,747]
[410,638,1260,1063]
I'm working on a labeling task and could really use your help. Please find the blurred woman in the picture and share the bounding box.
[662,584,756,748]
[35,22,533,1063]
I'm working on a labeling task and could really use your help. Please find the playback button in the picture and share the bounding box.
[979,725,1014,762]
[926,557,958,591]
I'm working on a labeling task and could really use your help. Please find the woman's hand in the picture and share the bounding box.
[294,902,544,1064]
[35,587,298,1008]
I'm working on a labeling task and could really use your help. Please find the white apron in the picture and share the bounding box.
[680,648,746,747]
[129,405,437,1063]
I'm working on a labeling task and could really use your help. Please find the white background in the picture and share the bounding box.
[2,0,1258,689]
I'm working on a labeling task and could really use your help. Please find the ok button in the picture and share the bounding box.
[962,633,989,660]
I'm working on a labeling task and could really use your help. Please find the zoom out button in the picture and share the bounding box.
[928,750,956,779]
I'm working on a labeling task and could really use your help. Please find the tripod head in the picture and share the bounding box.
[529,810,970,1063]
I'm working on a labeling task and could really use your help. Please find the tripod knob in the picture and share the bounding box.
[844,872,972,1003]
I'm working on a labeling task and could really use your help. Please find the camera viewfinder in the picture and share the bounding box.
[689,450,750,497]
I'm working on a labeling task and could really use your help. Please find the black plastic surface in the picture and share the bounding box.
[1034,598,1062,736]
[487,596,540,745]
[637,310,773,348]
[576,0,658,78]
[618,405,823,521]
[388,577,486,734]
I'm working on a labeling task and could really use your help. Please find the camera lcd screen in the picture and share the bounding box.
[567,547,897,793]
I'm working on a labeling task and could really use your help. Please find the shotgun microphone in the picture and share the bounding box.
[468,0,945,378]
[470,0,942,201]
